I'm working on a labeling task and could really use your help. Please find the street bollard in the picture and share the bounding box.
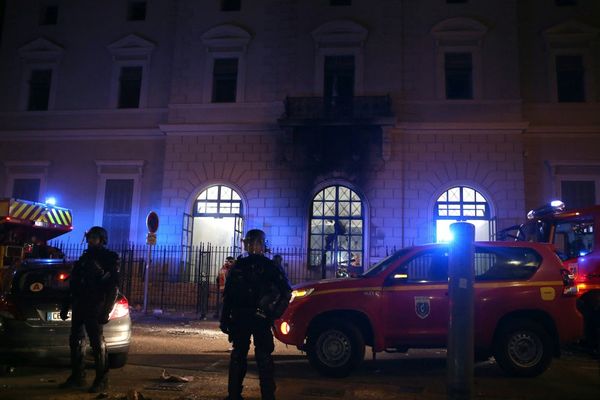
[447,222,475,400]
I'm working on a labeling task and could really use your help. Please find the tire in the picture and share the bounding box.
[306,319,365,378]
[493,319,553,377]
[108,352,128,369]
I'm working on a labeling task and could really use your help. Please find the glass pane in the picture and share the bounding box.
[339,219,350,234]
[351,238,362,250]
[324,201,336,216]
[314,190,324,201]
[313,202,323,217]
[232,204,240,214]
[311,220,323,234]
[351,191,360,201]
[207,186,219,200]
[438,192,448,202]
[206,203,218,213]
[475,192,486,203]
[448,204,460,217]
[221,186,232,200]
[310,251,322,266]
[476,204,486,217]
[449,187,460,202]
[339,202,350,216]
[338,236,349,250]
[339,186,350,201]
[463,187,475,202]
[324,187,336,201]
[197,203,206,213]
[351,220,362,234]
[351,202,362,217]
[220,204,231,214]
[232,190,241,200]
[311,236,323,250]
[324,220,335,234]
[463,204,476,217]
[198,190,207,200]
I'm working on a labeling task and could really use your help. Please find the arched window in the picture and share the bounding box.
[434,186,493,242]
[309,185,364,275]
[189,184,243,251]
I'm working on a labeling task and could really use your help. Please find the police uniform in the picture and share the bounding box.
[61,233,119,392]
[220,253,291,400]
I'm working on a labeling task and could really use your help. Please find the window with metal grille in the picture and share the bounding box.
[12,178,41,202]
[561,180,595,209]
[27,69,52,111]
[212,58,238,103]
[118,66,142,108]
[127,1,146,21]
[309,185,364,270]
[194,185,242,216]
[435,186,492,242]
[102,179,134,246]
[445,52,473,99]
[556,55,585,102]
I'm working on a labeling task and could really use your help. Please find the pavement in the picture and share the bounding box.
[0,312,599,400]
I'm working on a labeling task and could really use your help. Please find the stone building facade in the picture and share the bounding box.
[0,0,598,272]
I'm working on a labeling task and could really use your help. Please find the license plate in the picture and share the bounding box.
[48,311,71,321]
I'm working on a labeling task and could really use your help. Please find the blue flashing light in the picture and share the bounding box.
[45,197,57,206]
[550,200,564,208]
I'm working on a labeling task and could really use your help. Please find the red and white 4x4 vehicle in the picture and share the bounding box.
[274,242,583,378]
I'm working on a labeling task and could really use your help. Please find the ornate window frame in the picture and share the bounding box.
[94,160,144,243]
[431,17,488,101]
[18,38,64,111]
[543,20,599,103]
[3,161,50,201]
[107,34,155,108]
[311,20,368,95]
[201,24,252,103]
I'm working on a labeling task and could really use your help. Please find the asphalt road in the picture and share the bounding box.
[0,320,599,400]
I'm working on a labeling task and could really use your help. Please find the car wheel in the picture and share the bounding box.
[108,352,128,369]
[493,319,553,377]
[306,319,365,377]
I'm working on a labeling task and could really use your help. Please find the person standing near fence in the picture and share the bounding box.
[219,229,292,400]
[215,256,235,318]
[59,226,119,393]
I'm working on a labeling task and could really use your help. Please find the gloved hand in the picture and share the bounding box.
[219,319,231,335]
[60,308,69,321]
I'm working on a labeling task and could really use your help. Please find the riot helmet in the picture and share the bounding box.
[85,226,108,245]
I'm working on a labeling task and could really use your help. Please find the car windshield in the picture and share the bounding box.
[361,248,412,278]
[13,266,71,298]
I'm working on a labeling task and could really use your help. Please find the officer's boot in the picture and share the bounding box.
[59,339,86,389]
[227,348,247,400]
[88,342,109,393]
[256,351,276,400]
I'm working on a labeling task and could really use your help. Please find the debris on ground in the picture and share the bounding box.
[161,369,194,382]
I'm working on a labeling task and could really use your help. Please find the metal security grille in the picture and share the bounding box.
[309,185,364,276]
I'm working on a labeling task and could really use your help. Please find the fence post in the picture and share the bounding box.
[142,243,153,314]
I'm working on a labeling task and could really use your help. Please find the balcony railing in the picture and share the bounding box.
[282,95,393,122]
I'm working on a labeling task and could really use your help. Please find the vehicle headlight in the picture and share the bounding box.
[291,288,314,303]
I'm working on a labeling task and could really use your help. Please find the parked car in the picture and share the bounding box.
[274,242,584,377]
[0,259,131,370]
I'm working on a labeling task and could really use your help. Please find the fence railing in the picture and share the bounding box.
[51,242,332,318]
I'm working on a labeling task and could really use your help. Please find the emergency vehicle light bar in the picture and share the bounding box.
[527,200,565,220]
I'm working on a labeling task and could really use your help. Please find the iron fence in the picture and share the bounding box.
[51,242,331,318]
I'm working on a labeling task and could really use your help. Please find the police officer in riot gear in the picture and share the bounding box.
[220,229,292,400]
[59,226,119,393]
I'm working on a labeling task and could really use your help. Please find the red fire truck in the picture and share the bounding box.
[498,200,600,350]
[0,198,73,267]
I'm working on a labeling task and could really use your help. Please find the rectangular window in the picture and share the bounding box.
[102,179,134,246]
[221,0,241,11]
[212,58,238,103]
[27,69,52,111]
[561,180,596,209]
[127,1,146,21]
[12,178,41,202]
[445,52,473,99]
[39,4,58,25]
[330,0,352,5]
[556,55,585,102]
[118,66,142,108]
[324,55,355,98]
[475,246,541,281]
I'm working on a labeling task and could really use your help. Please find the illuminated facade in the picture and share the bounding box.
[0,1,599,269]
